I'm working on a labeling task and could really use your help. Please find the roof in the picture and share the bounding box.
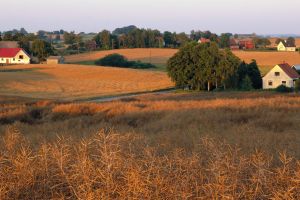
[293,64,300,70]
[0,41,19,48]
[0,48,23,58]
[280,41,296,48]
[277,63,300,79]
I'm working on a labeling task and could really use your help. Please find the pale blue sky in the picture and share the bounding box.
[1,0,299,34]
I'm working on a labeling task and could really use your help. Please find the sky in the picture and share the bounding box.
[1,0,299,35]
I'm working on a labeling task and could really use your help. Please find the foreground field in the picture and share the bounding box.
[0,64,173,100]
[0,92,300,199]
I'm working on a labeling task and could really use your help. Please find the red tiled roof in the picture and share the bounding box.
[0,48,23,58]
[278,63,300,79]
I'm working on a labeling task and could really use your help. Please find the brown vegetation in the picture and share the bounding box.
[0,92,300,198]
[0,64,173,100]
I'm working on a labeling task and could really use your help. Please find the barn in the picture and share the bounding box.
[0,48,30,65]
[47,56,64,65]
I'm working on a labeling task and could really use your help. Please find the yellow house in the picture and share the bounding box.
[277,41,296,52]
[263,63,300,89]
[0,48,30,65]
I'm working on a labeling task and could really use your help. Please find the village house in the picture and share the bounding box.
[277,41,296,52]
[238,38,255,49]
[262,63,300,89]
[229,39,239,50]
[0,48,30,65]
[46,56,64,65]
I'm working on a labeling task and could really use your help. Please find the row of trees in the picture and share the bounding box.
[167,42,262,91]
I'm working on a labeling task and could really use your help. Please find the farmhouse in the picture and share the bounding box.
[239,38,255,49]
[277,41,296,52]
[263,63,300,89]
[0,48,30,65]
[47,56,64,64]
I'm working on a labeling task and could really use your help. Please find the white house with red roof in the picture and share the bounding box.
[0,48,30,65]
[263,63,300,89]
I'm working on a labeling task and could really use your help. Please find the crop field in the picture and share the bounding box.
[65,48,177,68]
[0,64,173,100]
[65,48,300,75]
[0,92,300,199]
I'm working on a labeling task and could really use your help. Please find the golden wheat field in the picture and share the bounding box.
[1,92,300,199]
[0,64,173,100]
[65,48,178,64]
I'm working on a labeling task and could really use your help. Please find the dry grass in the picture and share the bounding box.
[0,64,173,100]
[1,92,300,198]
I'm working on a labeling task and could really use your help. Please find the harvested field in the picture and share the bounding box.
[65,48,177,65]
[0,64,173,100]
[233,51,300,66]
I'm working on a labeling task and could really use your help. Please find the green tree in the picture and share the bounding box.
[219,33,231,48]
[286,37,295,46]
[237,60,262,89]
[163,31,174,47]
[64,31,77,45]
[167,42,241,91]
[32,39,53,62]
[240,75,253,91]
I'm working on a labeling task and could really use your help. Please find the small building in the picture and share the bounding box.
[46,56,64,65]
[230,39,239,50]
[0,48,30,65]
[263,63,300,89]
[277,41,296,52]
[239,39,255,49]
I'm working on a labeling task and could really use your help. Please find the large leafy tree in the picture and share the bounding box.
[32,39,53,62]
[167,42,242,91]
[237,60,262,89]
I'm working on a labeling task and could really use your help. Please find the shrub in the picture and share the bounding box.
[95,54,155,69]
[276,85,292,93]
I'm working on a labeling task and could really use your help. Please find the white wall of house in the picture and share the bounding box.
[277,42,286,51]
[0,50,30,64]
[263,65,295,89]
[277,42,296,52]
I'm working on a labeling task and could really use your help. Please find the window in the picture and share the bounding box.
[268,81,273,86]
[282,81,286,86]
[275,72,280,76]
[19,55,24,59]
[13,58,15,61]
